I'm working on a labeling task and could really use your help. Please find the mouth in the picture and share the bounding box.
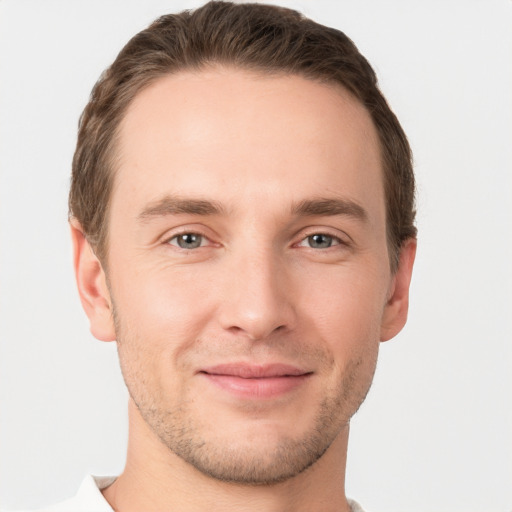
[198,363,313,399]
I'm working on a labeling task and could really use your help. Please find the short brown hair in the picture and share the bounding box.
[70,0,416,270]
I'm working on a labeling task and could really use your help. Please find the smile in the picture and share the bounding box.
[199,363,313,399]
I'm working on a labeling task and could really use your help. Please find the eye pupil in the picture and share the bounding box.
[309,234,332,249]
[177,233,202,249]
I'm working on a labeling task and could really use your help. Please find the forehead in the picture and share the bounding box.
[113,67,384,223]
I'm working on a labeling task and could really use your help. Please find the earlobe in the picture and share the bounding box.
[380,238,417,342]
[70,220,116,342]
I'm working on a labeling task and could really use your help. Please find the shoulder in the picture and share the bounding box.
[2,475,116,512]
[348,498,370,512]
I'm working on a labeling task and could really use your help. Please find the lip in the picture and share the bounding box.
[199,363,313,399]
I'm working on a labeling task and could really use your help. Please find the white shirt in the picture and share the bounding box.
[13,475,368,512]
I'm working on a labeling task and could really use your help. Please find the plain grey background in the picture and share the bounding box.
[1,1,511,511]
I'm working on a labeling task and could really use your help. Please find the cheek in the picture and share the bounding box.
[112,261,214,331]
[307,273,384,407]
[111,272,207,408]
[110,265,219,386]
[301,264,388,355]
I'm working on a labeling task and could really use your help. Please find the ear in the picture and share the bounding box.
[70,219,116,342]
[380,238,417,342]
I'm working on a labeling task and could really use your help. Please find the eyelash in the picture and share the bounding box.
[167,231,211,249]
[165,230,348,251]
[296,233,345,249]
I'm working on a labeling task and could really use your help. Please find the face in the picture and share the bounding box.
[76,67,414,485]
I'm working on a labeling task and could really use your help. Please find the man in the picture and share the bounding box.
[43,1,416,510]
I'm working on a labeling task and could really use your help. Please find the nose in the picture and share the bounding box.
[217,247,297,341]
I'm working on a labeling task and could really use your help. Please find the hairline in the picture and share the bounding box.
[86,64,400,273]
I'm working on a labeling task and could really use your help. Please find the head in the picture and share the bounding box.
[70,1,416,486]
[70,0,416,272]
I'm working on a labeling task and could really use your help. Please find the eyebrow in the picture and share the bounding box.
[137,195,225,222]
[137,194,368,223]
[291,197,368,222]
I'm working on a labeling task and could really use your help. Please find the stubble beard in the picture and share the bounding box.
[133,382,350,486]
[113,308,378,486]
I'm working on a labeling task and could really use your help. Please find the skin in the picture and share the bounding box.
[71,67,416,512]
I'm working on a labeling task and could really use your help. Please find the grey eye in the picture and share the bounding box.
[173,233,203,249]
[307,234,335,249]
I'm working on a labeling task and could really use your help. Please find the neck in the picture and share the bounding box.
[102,400,351,512]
